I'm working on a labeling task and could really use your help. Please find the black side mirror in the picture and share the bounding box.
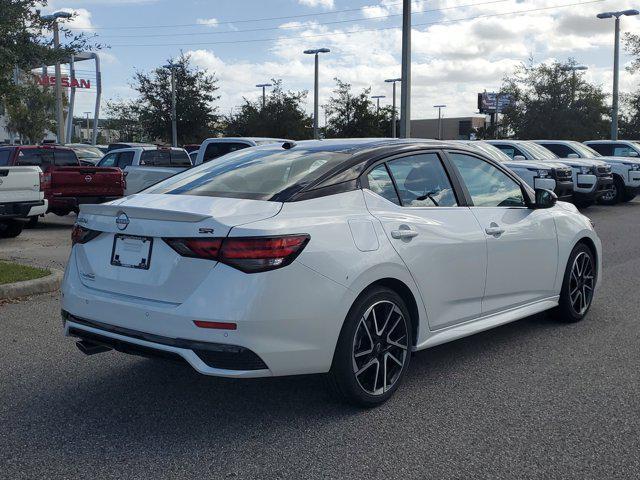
[534,188,557,209]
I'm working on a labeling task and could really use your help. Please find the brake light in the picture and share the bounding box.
[39,172,51,191]
[71,225,101,245]
[163,235,310,273]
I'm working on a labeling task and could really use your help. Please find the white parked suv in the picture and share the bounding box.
[487,140,614,207]
[62,139,601,406]
[194,137,291,165]
[98,146,191,195]
[0,165,48,238]
[458,141,574,200]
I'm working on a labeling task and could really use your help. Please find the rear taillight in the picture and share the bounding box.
[71,225,101,245]
[163,235,310,273]
[39,172,51,191]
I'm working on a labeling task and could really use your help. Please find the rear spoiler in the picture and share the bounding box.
[79,204,210,222]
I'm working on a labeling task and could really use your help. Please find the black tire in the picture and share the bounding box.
[0,220,24,238]
[622,191,637,202]
[52,209,71,217]
[573,198,594,209]
[598,176,624,205]
[25,216,39,228]
[328,286,413,407]
[551,243,596,323]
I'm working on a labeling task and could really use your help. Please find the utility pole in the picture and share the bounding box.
[256,83,271,109]
[399,0,411,138]
[434,105,446,140]
[597,9,639,140]
[84,112,91,142]
[304,48,330,139]
[43,11,72,144]
[163,62,178,147]
[385,78,402,138]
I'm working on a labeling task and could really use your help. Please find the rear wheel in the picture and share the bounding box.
[599,176,624,205]
[551,243,596,323]
[328,287,412,407]
[0,220,24,238]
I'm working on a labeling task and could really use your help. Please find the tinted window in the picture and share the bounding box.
[99,152,118,167]
[148,147,349,200]
[0,150,10,166]
[367,164,400,205]
[613,145,639,157]
[540,143,575,158]
[587,143,613,156]
[203,142,250,163]
[117,151,135,168]
[449,153,525,207]
[16,149,53,168]
[54,149,79,166]
[170,150,192,167]
[141,150,171,166]
[493,144,525,159]
[386,153,457,207]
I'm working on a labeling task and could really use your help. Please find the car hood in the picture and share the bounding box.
[547,158,608,168]
[591,155,640,166]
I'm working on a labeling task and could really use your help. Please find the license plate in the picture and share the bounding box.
[111,234,153,270]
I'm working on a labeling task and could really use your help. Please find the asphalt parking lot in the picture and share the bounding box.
[1,202,640,480]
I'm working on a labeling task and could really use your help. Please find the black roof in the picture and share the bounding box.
[278,138,465,154]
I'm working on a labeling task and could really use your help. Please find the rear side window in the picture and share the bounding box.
[367,164,400,205]
[16,149,53,167]
[587,143,613,156]
[540,143,574,158]
[141,150,171,166]
[0,150,10,166]
[386,153,458,207]
[54,149,79,166]
[170,150,191,167]
[203,142,250,163]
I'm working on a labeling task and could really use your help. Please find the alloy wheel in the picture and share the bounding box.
[601,185,617,202]
[569,251,595,315]
[352,300,408,396]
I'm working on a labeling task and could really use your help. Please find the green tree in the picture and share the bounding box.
[499,60,610,140]
[325,79,391,138]
[104,99,145,142]
[4,78,55,143]
[106,53,220,145]
[224,80,312,139]
[619,91,640,138]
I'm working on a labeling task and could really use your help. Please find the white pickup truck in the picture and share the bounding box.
[0,166,48,238]
[194,137,291,165]
[97,146,191,195]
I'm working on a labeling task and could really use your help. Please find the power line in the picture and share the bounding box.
[106,0,605,48]
[94,0,511,38]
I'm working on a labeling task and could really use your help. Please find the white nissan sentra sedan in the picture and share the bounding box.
[61,139,601,406]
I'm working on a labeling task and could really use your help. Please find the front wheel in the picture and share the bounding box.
[598,176,624,205]
[328,287,413,407]
[551,243,596,323]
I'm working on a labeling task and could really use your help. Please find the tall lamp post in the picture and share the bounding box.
[371,95,386,115]
[304,48,330,139]
[42,11,72,144]
[434,104,446,140]
[385,78,402,138]
[597,9,639,140]
[163,62,178,147]
[256,83,271,109]
[560,64,588,105]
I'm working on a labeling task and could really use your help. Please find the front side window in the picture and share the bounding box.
[449,152,525,207]
[587,143,613,156]
[613,144,639,157]
[493,144,524,159]
[367,164,400,205]
[540,143,575,158]
[386,153,457,207]
[117,151,135,168]
[99,153,118,167]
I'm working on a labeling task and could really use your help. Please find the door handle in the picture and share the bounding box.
[391,229,419,239]
[485,224,505,237]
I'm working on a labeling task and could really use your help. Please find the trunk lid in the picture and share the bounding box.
[74,194,282,303]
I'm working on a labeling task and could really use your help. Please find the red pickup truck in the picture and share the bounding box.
[0,145,125,216]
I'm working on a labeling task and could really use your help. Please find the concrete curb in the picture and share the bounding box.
[0,267,64,301]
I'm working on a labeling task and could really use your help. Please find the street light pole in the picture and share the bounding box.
[256,83,271,109]
[400,0,411,138]
[304,48,330,139]
[371,95,386,115]
[385,78,402,138]
[163,63,178,147]
[434,104,446,140]
[43,11,72,144]
[597,9,639,140]
[84,111,91,141]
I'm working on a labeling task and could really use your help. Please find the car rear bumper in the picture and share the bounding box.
[0,200,46,218]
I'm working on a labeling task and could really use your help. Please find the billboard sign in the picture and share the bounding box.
[477,92,511,114]
[35,75,91,89]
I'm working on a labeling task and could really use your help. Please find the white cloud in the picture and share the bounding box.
[196,18,219,28]
[57,8,94,31]
[298,0,335,9]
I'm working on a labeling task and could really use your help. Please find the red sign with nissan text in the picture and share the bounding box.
[36,76,91,89]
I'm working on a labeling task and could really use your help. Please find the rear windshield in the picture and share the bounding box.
[0,149,10,166]
[148,146,350,201]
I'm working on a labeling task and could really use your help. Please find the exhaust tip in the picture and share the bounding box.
[76,340,112,356]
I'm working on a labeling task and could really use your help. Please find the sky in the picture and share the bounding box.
[40,0,640,123]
